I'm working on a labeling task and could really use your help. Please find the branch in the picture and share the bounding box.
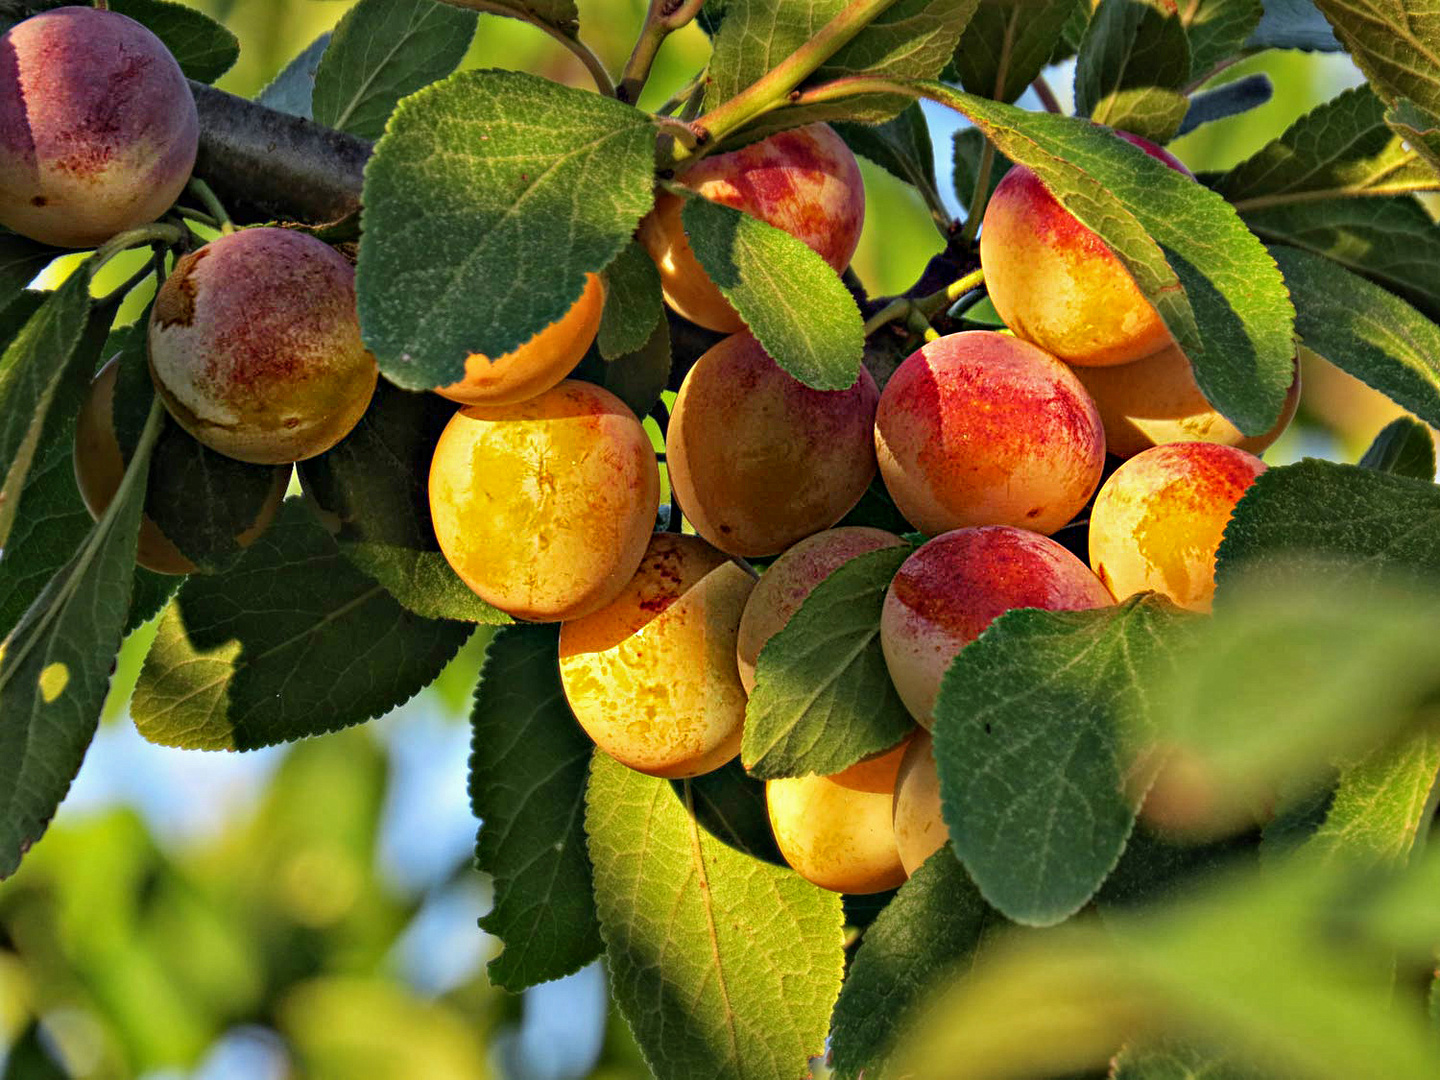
[618,0,707,104]
[440,0,617,96]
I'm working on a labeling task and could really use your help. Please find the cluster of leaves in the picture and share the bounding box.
[1,0,1440,1077]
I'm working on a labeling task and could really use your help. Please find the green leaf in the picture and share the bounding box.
[1182,0,1264,77]
[1097,824,1255,910]
[1359,417,1436,480]
[1313,0,1440,113]
[132,499,471,750]
[950,0,1082,103]
[597,239,664,361]
[0,272,96,528]
[1268,245,1440,430]
[1386,98,1440,177]
[573,316,671,420]
[1113,1039,1286,1080]
[1247,0,1340,50]
[297,381,512,624]
[1074,0,1191,143]
[742,545,914,779]
[126,569,180,636]
[469,624,601,991]
[1307,732,1440,868]
[1216,87,1438,208]
[1,1021,69,1080]
[1177,73,1274,136]
[676,760,785,865]
[926,86,1295,435]
[835,105,940,208]
[585,753,844,1080]
[0,403,156,878]
[1244,197,1440,321]
[951,126,1009,212]
[933,596,1195,925]
[357,70,657,390]
[313,0,477,141]
[256,33,332,119]
[0,237,59,312]
[109,0,239,83]
[680,196,863,391]
[829,849,999,1079]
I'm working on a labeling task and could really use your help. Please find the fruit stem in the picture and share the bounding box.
[187,178,235,236]
[618,0,707,105]
[671,0,903,165]
[91,223,187,274]
[441,0,617,97]
[957,139,994,245]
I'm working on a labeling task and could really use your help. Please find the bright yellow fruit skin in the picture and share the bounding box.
[1088,442,1267,613]
[892,731,946,876]
[560,533,754,779]
[428,379,660,622]
[435,274,605,406]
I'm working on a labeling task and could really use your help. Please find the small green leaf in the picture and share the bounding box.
[829,849,999,1079]
[256,33,332,119]
[0,403,157,878]
[1247,0,1339,50]
[586,753,844,1080]
[1359,417,1436,480]
[1182,0,1264,77]
[313,0,477,140]
[132,499,472,750]
[470,624,602,991]
[1244,197,1440,321]
[110,0,239,83]
[342,544,513,624]
[1217,86,1438,208]
[681,196,863,390]
[1177,74,1273,137]
[1269,245,1440,430]
[126,569,180,636]
[1074,0,1190,143]
[573,317,671,420]
[1314,0,1440,114]
[598,240,664,361]
[1097,824,1255,910]
[358,70,657,389]
[742,545,914,779]
[1386,98,1440,178]
[950,0,1082,102]
[933,596,1195,925]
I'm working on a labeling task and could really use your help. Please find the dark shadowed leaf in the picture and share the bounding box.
[256,33,331,119]
[1359,417,1436,480]
[573,317,671,419]
[835,105,944,218]
[470,624,602,991]
[598,239,664,361]
[110,0,239,83]
[950,0,1083,103]
[676,760,785,865]
[1073,0,1190,143]
[1182,0,1263,77]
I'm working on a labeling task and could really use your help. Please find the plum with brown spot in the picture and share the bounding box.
[881,526,1112,727]
[435,273,604,406]
[874,330,1105,536]
[428,379,660,622]
[638,122,865,333]
[559,533,754,778]
[766,738,910,895]
[148,227,379,465]
[980,131,1192,367]
[1074,344,1301,460]
[667,331,879,558]
[1088,442,1266,612]
[0,7,197,248]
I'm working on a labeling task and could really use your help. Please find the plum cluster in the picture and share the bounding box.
[426,123,1287,895]
[0,10,380,573]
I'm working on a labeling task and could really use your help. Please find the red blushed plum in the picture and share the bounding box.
[735,526,905,693]
[881,526,1112,727]
[766,741,909,894]
[892,731,946,877]
[429,380,660,623]
[1089,442,1266,613]
[1074,345,1301,460]
[874,331,1105,536]
[638,123,865,333]
[667,332,879,558]
[148,228,379,465]
[980,132,1192,367]
[434,273,604,406]
[559,534,754,779]
[0,8,198,248]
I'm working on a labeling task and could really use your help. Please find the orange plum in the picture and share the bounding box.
[1088,442,1266,612]
[435,273,604,406]
[638,123,865,333]
[0,7,198,247]
[735,525,904,693]
[667,332,879,557]
[874,331,1105,536]
[980,132,1191,367]
[892,730,946,877]
[881,526,1112,727]
[148,227,378,465]
[428,379,660,622]
[559,533,754,778]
